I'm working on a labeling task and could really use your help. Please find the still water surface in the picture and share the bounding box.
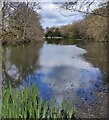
[2,39,108,118]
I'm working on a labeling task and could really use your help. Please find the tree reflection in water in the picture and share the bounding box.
[2,43,43,86]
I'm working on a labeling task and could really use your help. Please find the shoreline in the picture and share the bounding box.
[2,37,44,46]
[1,37,108,46]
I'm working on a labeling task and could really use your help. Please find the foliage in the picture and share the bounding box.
[59,22,82,39]
[1,85,76,119]
[1,2,44,45]
[59,7,107,42]
[45,27,62,38]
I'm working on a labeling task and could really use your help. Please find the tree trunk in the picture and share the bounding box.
[1,2,6,40]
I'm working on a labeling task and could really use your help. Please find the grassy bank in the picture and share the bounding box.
[1,85,76,119]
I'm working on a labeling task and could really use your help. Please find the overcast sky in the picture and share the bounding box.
[37,0,105,29]
[10,0,105,29]
[38,2,83,29]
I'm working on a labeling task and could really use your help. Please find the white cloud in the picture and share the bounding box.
[37,0,105,28]
[38,3,83,28]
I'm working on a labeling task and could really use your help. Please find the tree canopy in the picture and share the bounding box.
[1,2,43,45]
[59,6,107,42]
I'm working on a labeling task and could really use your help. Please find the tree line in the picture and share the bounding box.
[45,5,107,42]
[45,1,108,42]
[45,27,62,38]
[59,6,108,42]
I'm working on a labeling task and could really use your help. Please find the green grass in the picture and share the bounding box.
[1,85,76,119]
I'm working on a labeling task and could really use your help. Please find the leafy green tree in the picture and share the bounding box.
[45,27,62,38]
[54,28,62,37]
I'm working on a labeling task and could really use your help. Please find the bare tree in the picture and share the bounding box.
[9,2,42,39]
[1,2,43,44]
[1,2,21,39]
[59,0,108,17]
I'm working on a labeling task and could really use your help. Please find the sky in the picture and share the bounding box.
[37,0,105,29]
[9,0,105,29]
[37,2,83,29]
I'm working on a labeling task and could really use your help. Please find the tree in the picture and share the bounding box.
[59,6,107,41]
[54,28,62,37]
[58,0,108,42]
[45,27,62,38]
[1,2,13,40]
[1,2,43,44]
[59,0,108,18]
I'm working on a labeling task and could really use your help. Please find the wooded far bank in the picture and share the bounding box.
[1,1,108,46]
[45,6,108,42]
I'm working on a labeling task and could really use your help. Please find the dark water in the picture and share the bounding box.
[2,39,108,118]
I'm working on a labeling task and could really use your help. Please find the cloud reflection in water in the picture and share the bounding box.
[22,44,103,105]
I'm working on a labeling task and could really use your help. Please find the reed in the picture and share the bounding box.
[1,85,76,119]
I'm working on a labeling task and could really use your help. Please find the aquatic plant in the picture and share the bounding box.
[1,85,76,119]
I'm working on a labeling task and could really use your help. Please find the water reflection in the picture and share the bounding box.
[22,71,53,100]
[2,43,42,86]
[46,38,76,45]
[76,41,108,81]
[38,43,104,104]
[2,39,107,118]
[39,43,88,68]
